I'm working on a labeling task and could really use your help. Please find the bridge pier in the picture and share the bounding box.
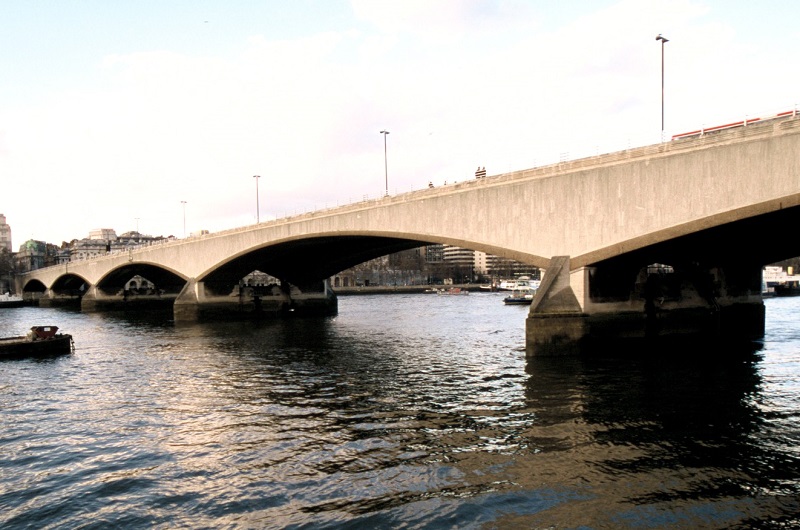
[526,257,588,356]
[527,257,765,356]
[173,279,338,322]
[37,289,82,308]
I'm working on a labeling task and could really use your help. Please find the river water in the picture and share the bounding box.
[0,293,798,529]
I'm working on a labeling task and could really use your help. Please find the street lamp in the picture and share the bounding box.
[380,130,389,196]
[181,201,187,238]
[253,175,261,223]
[656,34,669,139]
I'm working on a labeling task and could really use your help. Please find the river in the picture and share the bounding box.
[1,293,798,529]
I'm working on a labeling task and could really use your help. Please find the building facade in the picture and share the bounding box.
[0,214,11,252]
[69,230,168,261]
[15,240,60,272]
[88,228,118,241]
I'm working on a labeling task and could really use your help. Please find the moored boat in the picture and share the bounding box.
[0,326,74,359]
[437,287,469,295]
[0,292,25,308]
[503,288,536,305]
[497,276,541,292]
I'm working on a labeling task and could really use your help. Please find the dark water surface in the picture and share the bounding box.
[1,293,798,529]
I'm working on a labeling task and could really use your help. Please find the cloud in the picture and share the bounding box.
[351,0,526,36]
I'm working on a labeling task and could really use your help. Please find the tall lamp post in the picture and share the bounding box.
[380,130,389,196]
[656,34,669,139]
[253,175,261,223]
[181,201,187,238]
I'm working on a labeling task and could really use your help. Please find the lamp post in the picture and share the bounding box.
[656,34,669,139]
[181,201,187,238]
[253,175,261,223]
[380,130,389,196]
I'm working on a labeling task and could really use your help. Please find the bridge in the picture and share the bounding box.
[17,112,800,355]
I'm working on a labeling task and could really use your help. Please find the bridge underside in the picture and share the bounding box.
[201,236,428,295]
[528,205,800,356]
[77,264,188,313]
[22,236,431,321]
[176,236,429,321]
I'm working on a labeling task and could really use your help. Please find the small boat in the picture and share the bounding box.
[0,292,25,308]
[503,288,535,305]
[0,326,74,359]
[437,287,469,295]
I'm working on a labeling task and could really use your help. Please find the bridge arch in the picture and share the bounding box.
[195,232,549,296]
[95,262,189,297]
[574,195,800,270]
[22,278,47,294]
[197,235,426,296]
[574,203,800,304]
[51,273,90,297]
[546,202,800,351]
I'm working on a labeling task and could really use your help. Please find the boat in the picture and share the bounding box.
[0,326,74,359]
[762,266,800,297]
[503,288,536,305]
[0,292,25,308]
[497,276,541,291]
[437,287,469,295]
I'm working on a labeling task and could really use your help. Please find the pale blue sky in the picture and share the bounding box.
[2,1,799,244]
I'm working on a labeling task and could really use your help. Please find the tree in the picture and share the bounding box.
[0,248,14,276]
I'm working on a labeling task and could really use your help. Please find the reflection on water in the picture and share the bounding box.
[0,294,798,528]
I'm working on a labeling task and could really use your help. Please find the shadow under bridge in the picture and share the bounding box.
[199,235,429,296]
[169,235,430,321]
[96,263,188,297]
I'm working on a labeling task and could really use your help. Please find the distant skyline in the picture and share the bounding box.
[2,1,799,245]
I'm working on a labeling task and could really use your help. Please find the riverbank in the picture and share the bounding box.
[334,284,483,295]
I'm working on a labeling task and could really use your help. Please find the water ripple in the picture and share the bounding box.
[0,296,799,528]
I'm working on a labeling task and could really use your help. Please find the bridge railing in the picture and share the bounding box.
[671,107,798,140]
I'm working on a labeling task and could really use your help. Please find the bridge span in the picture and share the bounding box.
[18,114,800,355]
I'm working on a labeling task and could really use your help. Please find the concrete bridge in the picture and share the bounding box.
[17,113,800,355]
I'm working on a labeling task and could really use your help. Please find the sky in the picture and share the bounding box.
[2,1,799,246]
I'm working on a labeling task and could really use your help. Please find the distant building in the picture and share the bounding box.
[71,238,111,261]
[483,254,540,280]
[474,251,489,277]
[443,245,475,281]
[422,244,473,283]
[0,215,12,294]
[88,228,118,241]
[115,231,163,247]
[15,240,59,272]
[67,230,170,262]
[425,244,445,263]
[0,214,11,252]
[427,244,539,283]
[55,247,71,264]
